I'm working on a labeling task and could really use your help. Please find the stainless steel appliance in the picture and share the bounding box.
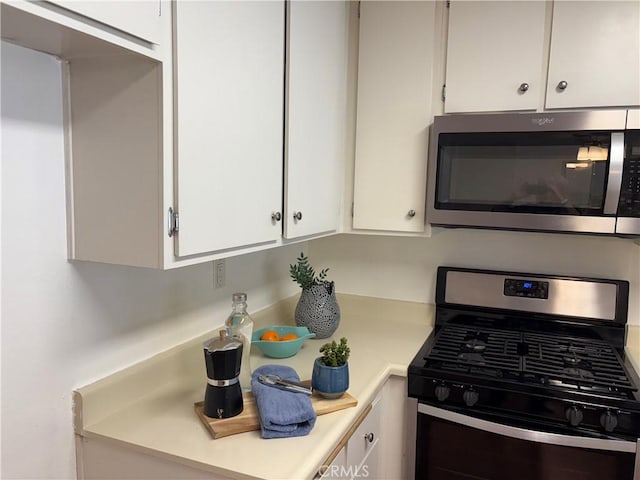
[408,267,640,480]
[427,110,640,236]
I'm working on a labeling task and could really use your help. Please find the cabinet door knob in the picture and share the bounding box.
[271,211,282,222]
[364,432,374,443]
[293,211,303,221]
[557,80,568,91]
[407,209,416,218]
[518,82,529,92]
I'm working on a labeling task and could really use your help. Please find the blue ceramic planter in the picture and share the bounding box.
[311,357,349,399]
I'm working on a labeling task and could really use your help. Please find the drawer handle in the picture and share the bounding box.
[364,432,374,443]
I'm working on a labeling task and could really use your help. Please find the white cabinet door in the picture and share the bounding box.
[546,1,640,109]
[353,1,436,233]
[173,1,284,257]
[357,440,380,480]
[444,1,546,113]
[346,396,381,473]
[284,0,348,239]
[48,0,162,44]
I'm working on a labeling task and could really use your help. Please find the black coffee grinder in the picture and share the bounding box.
[203,330,244,419]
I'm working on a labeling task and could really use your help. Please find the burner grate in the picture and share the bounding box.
[522,333,634,390]
[427,325,521,373]
[424,324,636,394]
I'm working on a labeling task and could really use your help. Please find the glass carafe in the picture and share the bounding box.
[224,292,253,392]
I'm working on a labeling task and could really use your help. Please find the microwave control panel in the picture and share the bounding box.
[618,133,640,216]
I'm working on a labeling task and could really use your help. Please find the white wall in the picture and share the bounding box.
[310,231,640,326]
[0,42,300,480]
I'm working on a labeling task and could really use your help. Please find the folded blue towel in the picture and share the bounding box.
[251,365,316,439]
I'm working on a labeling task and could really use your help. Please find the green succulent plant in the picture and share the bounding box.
[319,337,350,367]
[289,252,330,290]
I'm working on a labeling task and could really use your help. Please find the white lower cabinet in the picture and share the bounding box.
[319,377,407,480]
[347,393,382,478]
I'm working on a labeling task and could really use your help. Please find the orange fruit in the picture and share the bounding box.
[280,333,299,341]
[261,330,280,341]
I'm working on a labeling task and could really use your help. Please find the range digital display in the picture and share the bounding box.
[504,278,549,299]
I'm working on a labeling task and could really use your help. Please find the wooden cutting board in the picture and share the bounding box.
[194,384,357,439]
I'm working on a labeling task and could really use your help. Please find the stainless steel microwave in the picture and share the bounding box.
[427,110,640,236]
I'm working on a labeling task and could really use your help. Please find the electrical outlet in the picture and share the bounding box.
[214,259,226,289]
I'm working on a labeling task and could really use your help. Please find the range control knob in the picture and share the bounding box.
[600,410,618,433]
[463,389,479,407]
[434,384,450,402]
[565,405,584,427]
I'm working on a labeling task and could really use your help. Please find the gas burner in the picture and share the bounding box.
[562,354,592,371]
[457,352,485,364]
[463,338,487,352]
[562,367,595,379]
[554,343,605,357]
[563,355,582,366]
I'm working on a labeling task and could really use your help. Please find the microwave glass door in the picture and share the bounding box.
[436,132,612,215]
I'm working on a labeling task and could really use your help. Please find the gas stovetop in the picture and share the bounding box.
[423,323,637,398]
[408,267,640,441]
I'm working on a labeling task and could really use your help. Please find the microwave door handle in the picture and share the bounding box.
[603,132,625,215]
[417,403,637,454]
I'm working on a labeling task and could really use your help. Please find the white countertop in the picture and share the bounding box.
[74,294,640,480]
[74,294,434,480]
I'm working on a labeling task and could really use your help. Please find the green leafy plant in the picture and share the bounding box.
[289,252,330,290]
[319,337,350,367]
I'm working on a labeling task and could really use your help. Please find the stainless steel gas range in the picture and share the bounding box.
[408,267,640,480]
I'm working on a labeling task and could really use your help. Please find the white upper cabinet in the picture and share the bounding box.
[284,0,348,240]
[47,0,162,44]
[173,1,285,257]
[444,1,546,113]
[353,1,437,233]
[545,1,640,109]
[444,0,640,113]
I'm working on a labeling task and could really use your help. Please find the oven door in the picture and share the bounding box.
[416,403,639,480]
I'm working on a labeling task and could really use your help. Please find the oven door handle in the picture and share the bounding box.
[418,403,638,453]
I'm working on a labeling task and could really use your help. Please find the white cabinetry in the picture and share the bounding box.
[285,0,348,240]
[47,0,162,44]
[319,377,407,479]
[353,1,438,233]
[173,1,284,257]
[545,1,640,109]
[444,1,546,113]
[444,1,640,113]
[347,394,381,477]
[21,0,347,268]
